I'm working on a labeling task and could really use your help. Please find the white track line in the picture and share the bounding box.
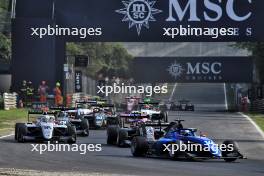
[169,83,178,102]
[238,112,264,139]
[0,133,14,139]
[223,83,228,110]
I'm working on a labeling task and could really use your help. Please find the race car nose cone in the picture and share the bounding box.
[41,123,54,140]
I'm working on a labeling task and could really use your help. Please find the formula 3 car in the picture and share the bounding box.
[51,107,89,136]
[131,120,245,162]
[106,112,165,147]
[15,110,76,143]
[173,99,195,111]
[76,100,118,129]
[120,96,141,112]
[134,101,168,122]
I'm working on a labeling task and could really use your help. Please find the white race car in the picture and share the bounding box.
[15,111,77,143]
[132,103,168,122]
[56,110,89,136]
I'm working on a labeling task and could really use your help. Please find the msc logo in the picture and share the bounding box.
[167,61,184,79]
[116,0,162,35]
[167,61,223,80]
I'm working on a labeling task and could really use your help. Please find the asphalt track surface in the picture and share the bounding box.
[0,84,264,176]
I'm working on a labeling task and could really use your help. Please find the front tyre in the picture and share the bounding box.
[131,136,148,157]
[117,129,128,147]
[67,125,77,144]
[107,126,119,145]
[17,125,27,143]
[15,123,24,140]
[81,118,89,137]
[222,140,240,162]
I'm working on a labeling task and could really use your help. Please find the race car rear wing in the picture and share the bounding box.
[100,104,115,108]
[138,102,159,105]
[27,110,56,122]
[125,96,141,99]
[49,107,76,111]
[119,112,148,119]
[144,122,171,127]
[76,100,97,104]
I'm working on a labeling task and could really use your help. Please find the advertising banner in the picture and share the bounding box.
[16,0,264,42]
[133,57,253,83]
[75,71,82,92]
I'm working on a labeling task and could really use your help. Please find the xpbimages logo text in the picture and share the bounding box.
[116,0,253,37]
[31,142,102,155]
[97,83,168,96]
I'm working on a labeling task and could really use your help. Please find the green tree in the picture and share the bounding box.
[236,42,264,83]
[0,32,11,62]
[66,42,133,79]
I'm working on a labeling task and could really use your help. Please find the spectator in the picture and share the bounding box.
[19,80,27,107]
[26,81,34,106]
[115,77,120,84]
[54,82,63,106]
[38,81,49,103]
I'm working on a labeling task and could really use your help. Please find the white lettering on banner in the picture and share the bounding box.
[168,61,223,81]
[166,0,200,22]
[166,0,252,22]
[187,62,222,75]
[116,0,253,36]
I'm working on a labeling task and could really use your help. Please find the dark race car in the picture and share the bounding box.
[52,107,90,137]
[120,96,142,112]
[173,99,195,111]
[75,100,117,129]
[106,112,166,147]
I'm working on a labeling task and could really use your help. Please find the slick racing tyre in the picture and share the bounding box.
[117,129,128,147]
[222,140,240,162]
[17,125,27,143]
[107,125,119,145]
[67,125,77,144]
[131,136,148,157]
[81,118,89,137]
[162,111,168,123]
[15,123,24,140]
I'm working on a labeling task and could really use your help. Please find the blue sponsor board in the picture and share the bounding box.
[133,57,253,83]
[14,0,264,42]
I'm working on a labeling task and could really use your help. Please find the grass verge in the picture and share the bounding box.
[0,109,27,136]
[246,113,264,132]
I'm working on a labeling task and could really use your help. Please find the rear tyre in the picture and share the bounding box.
[164,112,168,122]
[81,118,89,137]
[67,125,77,144]
[160,111,168,122]
[222,140,240,162]
[107,125,119,145]
[131,136,148,157]
[117,129,128,147]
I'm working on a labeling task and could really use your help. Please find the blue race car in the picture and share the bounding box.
[131,119,245,162]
